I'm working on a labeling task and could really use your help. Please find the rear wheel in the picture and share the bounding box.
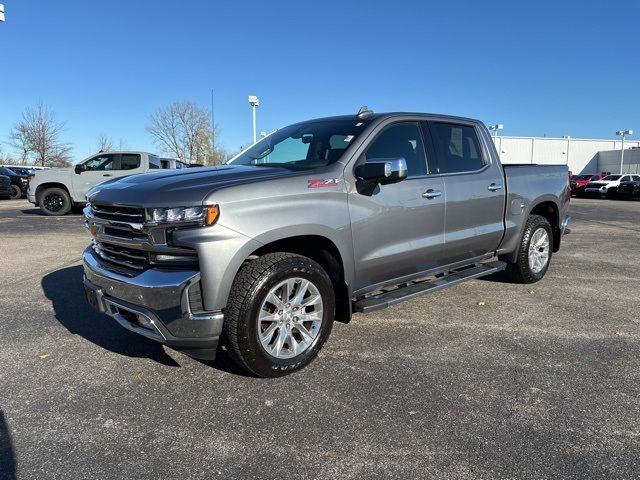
[223,252,335,377]
[39,187,71,216]
[502,215,553,284]
[9,185,22,200]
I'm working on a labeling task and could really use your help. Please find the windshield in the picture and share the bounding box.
[574,174,592,180]
[229,118,371,170]
[602,175,621,181]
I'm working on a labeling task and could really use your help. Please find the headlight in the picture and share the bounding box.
[20,178,28,183]
[147,205,219,226]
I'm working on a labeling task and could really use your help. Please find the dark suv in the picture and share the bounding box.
[0,175,12,199]
[0,167,29,200]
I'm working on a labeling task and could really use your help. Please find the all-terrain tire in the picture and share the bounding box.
[39,187,72,216]
[223,252,335,378]
[502,215,553,284]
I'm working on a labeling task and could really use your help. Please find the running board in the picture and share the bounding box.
[352,261,507,314]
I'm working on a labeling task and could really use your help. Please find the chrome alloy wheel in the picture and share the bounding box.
[257,277,324,359]
[528,228,550,274]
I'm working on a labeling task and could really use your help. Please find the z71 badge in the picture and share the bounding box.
[308,178,339,188]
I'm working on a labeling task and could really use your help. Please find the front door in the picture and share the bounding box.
[348,122,445,292]
[73,153,143,201]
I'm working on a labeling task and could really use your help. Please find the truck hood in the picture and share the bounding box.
[87,164,301,206]
[33,167,73,180]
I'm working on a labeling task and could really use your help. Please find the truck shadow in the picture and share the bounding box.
[41,266,250,375]
[21,208,82,216]
[0,411,16,480]
[42,266,180,367]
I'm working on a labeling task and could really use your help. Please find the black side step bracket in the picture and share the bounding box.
[352,260,507,314]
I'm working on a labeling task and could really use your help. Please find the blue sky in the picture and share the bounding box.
[0,0,638,161]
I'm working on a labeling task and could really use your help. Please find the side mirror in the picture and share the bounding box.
[355,158,408,185]
[74,164,86,174]
[354,158,408,196]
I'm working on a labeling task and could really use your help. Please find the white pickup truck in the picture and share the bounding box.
[28,151,184,215]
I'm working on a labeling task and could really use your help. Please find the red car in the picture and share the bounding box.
[571,172,609,197]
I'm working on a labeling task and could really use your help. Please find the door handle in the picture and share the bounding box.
[103,174,112,177]
[488,183,502,192]
[422,189,442,199]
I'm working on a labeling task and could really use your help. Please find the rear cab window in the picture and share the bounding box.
[426,122,486,174]
[120,154,141,170]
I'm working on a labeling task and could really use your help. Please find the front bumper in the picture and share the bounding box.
[584,187,608,194]
[82,246,224,359]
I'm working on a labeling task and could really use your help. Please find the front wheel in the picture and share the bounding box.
[502,215,553,284]
[39,187,71,216]
[223,252,335,377]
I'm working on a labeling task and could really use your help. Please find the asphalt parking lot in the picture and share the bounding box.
[1,198,639,480]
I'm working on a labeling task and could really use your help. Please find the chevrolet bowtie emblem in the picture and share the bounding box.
[89,223,99,235]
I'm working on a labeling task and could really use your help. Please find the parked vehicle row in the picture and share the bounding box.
[575,174,640,200]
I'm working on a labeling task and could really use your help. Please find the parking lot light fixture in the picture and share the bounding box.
[617,129,633,174]
[489,124,504,139]
[0,3,5,22]
[248,95,260,143]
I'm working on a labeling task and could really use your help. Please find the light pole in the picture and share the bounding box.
[489,124,504,139]
[248,95,260,143]
[616,130,633,174]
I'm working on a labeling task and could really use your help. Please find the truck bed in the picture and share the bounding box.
[499,164,570,258]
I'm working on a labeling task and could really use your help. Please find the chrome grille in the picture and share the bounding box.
[91,203,145,223]
[94,242,150,271]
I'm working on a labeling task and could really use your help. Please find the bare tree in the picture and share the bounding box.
[147,100,218,164]
[96,133,114,152]
[10,101,72,167]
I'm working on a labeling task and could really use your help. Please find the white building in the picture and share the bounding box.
[492,136,640,174]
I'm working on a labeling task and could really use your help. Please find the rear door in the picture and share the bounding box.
[425,121,505,266]
[348,121,445,291]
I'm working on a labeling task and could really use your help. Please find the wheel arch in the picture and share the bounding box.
[248,234,352,324]
[35,182,72,205]
[499,196,561,263]
[529,200,560,252]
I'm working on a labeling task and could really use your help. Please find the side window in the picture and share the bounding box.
[120,154,141,170]
[148,156,161,169]
[84,154,115,171]
[364,123,428,177]
[429,122,485,174]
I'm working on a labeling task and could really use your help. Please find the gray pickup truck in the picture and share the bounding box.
[82,110,570,377]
